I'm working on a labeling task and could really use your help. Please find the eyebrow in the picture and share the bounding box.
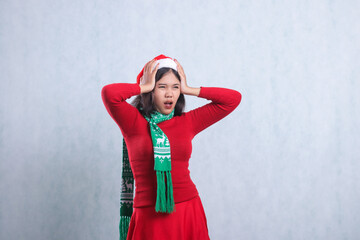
[158,83,180,86]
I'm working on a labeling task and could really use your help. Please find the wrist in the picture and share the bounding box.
[140,84,153,93]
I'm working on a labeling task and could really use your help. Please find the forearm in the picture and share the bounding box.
[188,87,242,136]
[101,83,140,104]
[198,87,241,106]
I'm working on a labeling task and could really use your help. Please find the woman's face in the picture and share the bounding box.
[152,71,181,115]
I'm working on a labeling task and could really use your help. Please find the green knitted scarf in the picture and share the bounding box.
[119,109,175,240]
[144,109,175,213]
[119,140,133,240]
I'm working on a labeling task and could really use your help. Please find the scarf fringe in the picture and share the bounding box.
[155,171,175,213]
[119,216,131,240]
[166,171,175,212]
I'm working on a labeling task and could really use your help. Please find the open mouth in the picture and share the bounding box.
[164,101,173,109]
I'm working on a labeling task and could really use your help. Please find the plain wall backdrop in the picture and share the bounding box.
[1,0,359,239]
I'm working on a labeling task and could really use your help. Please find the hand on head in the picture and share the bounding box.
[174,59,188,94]
[140,59,159,93]
[139,56,191,95]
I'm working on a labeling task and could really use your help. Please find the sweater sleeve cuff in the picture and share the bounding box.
[135,83,141,94]
[198,86,205,98]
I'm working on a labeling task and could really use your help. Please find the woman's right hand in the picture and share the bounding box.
[140,59,159,93]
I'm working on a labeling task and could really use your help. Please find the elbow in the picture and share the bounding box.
[235,90,242,106]
[101,85,110,99]
[230,89,242,109]
[101,84,114,105]
[101,85,107,98]
[220,89,242,113]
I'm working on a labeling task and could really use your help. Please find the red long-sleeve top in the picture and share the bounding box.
[101,83,241,208]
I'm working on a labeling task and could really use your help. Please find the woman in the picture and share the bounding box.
[101,54,242,240]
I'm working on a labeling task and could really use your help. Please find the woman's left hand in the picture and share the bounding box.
[174,58,200,96]
[174,59,189,94]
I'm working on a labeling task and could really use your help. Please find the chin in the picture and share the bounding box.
[162,108,174,115]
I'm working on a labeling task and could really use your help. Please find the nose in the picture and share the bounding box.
[165,89,173,98]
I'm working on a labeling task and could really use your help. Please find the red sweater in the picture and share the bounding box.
[101,83,241,208]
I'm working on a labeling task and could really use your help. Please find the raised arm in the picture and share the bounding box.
[101,60,159,136]
[173,59,242,136]
[186,86,242,136]
[101,83,141,136]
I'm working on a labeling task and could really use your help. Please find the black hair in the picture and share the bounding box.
[131,67,185,118]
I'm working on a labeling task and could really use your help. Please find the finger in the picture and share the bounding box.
[147,59,156,72]
[145,59,155,72]
[174,59,183,70]
[143,63,148,74]
[151,61,159,72]
[144,60,152,72]
[174,59,179,66]
[152,62,160,73]
[174,60,180,69]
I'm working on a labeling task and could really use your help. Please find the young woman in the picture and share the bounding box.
[101,54,242,240]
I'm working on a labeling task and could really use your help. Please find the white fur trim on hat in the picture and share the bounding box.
[152,58,177,71]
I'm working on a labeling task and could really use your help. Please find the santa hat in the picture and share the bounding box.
[136,54,177,84]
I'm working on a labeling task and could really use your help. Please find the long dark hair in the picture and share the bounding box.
[131,67,185,118]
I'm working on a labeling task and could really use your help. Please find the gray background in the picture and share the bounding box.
[1,0,359,239]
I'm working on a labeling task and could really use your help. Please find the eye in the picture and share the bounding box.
[174,86,179,89]
[159,86,165,88]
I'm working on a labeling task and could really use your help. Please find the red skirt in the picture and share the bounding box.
[126,195,210,240]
